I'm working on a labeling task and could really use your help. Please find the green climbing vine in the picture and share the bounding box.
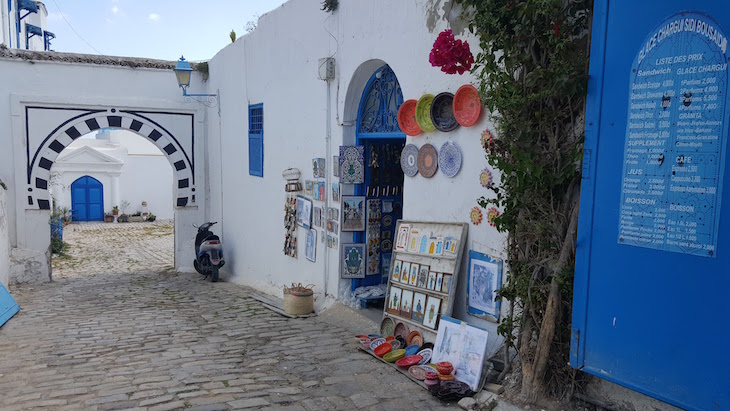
[454,0,593,402]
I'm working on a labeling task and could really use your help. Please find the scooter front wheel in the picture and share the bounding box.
[211,266,219,283]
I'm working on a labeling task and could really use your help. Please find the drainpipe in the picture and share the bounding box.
[323,76,332,297]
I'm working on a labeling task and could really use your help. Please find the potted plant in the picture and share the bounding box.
[147,212,156,222]
[129,210,144,223]
[118,200,130,222]
[112,205,119,216]
[104,213,114,223]
[60,207,71,226]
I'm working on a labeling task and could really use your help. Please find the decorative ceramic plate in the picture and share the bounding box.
[368,334,382,339]
[381,239,393,252]
[397,99,423,136]
[453,84,482,127]
[383,349,406,363]
[410,334,423,347]
[406,330,422,346]
[430,92,459,132]
[479,167,493,188]
[417,348,433,365]
[374,342,393,357]
[404,344,420,357]
[409,365,429,380]
[417,144,438,178]
[388,340,401,350]
[394,322,409,340]
[369,338,387,351]
[380,317,395,337]
[415,94,437,132]
[400,144,419,177]
[382,215,393,227]
[438,142,462,178]
[395,355,423,368]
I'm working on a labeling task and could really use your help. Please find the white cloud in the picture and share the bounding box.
[111,5,119,14]
[148,13,160,22]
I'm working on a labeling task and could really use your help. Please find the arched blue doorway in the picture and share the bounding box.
[71,176,104,221]
[353,64,406,292]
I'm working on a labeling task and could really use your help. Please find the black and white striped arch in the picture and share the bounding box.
[26,108,195,210]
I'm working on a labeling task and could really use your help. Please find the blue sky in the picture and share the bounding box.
[44,0,287,61]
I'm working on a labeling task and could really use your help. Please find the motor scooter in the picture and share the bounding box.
[193,222,224,282]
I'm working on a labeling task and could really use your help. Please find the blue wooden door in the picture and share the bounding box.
[572,2,730,410]
[71,176,104,221]
[0,284,19,328]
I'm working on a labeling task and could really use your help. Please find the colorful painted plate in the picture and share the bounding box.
[453,84,482,127]
[417,348,433,364]
[397,99,423,136]
[410,334,423,348]
[439,141,462,178]
[394,322,409,340]
[417,144,438,178]
[404,344,420,357]
[381,239,393,251]
[430,92,459,132]
[382,215,393,227]
[409,365,429,380]
[369,338,387,351]
[380,317,395,337]
[395,355,423,368]
[383,349,406,363]
[406,330,422,346]
[374,342,393,357]
[415,94,437,133]
[400,144,419,177]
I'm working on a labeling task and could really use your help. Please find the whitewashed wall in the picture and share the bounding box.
[206,0,507,354]
[0,1,48,51]
[0,56,207,282]
[0,186,9,287]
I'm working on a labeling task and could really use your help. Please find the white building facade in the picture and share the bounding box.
[1,0,53,51]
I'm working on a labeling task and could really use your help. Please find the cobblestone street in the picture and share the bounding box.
[1,222,455,410]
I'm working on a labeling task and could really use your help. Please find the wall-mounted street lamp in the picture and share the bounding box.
[174,56,218,108]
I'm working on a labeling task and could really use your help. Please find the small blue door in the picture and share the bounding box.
[71,176,104,221]
[0,284,19,328]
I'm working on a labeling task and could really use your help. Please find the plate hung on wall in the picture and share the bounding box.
[397,99,423,136]
[438,141,462,178]
[401,144,419,177]
[417,144,438,178]
[430,92,459,132]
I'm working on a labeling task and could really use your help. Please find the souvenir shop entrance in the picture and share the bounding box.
[351,64,406,307]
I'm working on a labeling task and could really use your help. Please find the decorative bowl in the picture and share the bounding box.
[395,355,423,368]
[416,348,432,364]
[388,340,402,351]
[394,322,408,340]
[374,342,393,357]
[380,317,396,337]
[395,335,407,348]
[368,334,381,339]
[385,335,395,342]
[430,92,458,132]
[406,330,422,346]
[420,342,435,351]
[438,373,455,382]
[397,99,423,136]
[415,94,437,132]
[409,365,429,380]
[383,349,406,363]
[404,344,420,357]
[453,84,482,127]
[369,338,387,351]
[436,362,454,375]
[359,338,373,350]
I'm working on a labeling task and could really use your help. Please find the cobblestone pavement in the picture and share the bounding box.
[52,220,175,280]
[1,222,456,410]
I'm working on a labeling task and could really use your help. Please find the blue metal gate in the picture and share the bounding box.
[71,175,104,221]
[572,2,730,410]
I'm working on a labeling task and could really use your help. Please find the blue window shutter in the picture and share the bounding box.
[248,104,264,177]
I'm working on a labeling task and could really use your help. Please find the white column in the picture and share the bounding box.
[110,173,121,213]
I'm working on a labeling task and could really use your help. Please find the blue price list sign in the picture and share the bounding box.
[618,12,729,257]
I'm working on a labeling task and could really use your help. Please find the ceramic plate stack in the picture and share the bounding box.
[438,141,462,178]
[400,144,419,177]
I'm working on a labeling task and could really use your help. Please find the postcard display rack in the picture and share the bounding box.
[383,220,469,338]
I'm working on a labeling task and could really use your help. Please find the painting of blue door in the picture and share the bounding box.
[71,176,104,221]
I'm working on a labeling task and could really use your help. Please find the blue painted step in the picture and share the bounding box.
[0,283,19,328]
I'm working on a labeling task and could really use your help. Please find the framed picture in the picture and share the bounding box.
[412,292,427,323]
[408,229,420,253]
[328,207,339,221]
[318,182,326,201]
[418,265,429,288]
[400,289,414,318]
[313,158,326,178]
[435,236,445,256]
[313,206,322,228]
[395,224,410,251]
[467,250,503,320]
[444,236,459,255]
[339,145,364,184]
[427,236,437,254]
[391,260,402,282]
[332,183,340,202]
[327,234,338,249]
[427,271,438,290]
[441,274,452,293]
[340,243,366,279]
[420,234,429,254]
[388,286,402,315]
[341,196,366,231]
[333,155,340,177]
[400,261,411,284]
[296,196,312,229]
[409,263,419,286]
[305,180,314,196]
[327,220,339,233]
[423,296,441,329]
[432,316,490,391]
[382,258,391,282]
[305,229,317,262]
[436,273,443,291]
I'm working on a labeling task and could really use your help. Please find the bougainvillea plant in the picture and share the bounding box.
[429,29,475,74]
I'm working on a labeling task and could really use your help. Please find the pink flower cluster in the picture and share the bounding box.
[429,29,475,75]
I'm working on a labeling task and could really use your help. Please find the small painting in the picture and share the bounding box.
[388,286,402,315]
[419,234,428,253]
[435,236,445,256]
[313,206,322,228]
[432,316,490,391]
[436,273,443,291]
[409,263,420,286]
[441,274,453,293]
[427,237,437,255]
[423,296,442,329]
[382,258,391,282]
[296,196,312,229]
[339,145,365,184]
[341,243,366,279]
[412,292,427,323]
[327,220,339,233]
[332,183,340,202]
[312,183,320,201]
[467,250,503,320]
[327,234,338,249]
[395,224,411,251]
[328,207,339,221]
[392,260,402,282]
[418,265,429,288]
[427,271,438,290]
[313,158,326,178]
[408,229,420,253]
[342,196,366,231]
[400,289,414,318]
[305,180,314,196]
[305,229,317,262]
[318,182,326,201]
[333,155,340,177]
[400,262,411,284]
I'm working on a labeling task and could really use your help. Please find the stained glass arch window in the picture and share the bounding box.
[357,65,405,137]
